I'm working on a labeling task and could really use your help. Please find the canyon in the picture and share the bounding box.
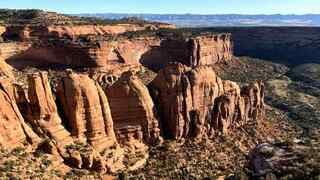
[0,18,262,175]
[0,10,319,179]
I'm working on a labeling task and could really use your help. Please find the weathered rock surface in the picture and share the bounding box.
[0,57,14,78]
[27,72,74,155]
[150,63,265,140]
[0,42,31,61]
[54,71,126,172]
[2,32,232,72]
[156,34,233,69]
[106,71,162,144]
[56,70,118,151]
[0,78,41,150]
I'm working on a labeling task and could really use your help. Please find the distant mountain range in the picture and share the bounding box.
[75,13,320,27]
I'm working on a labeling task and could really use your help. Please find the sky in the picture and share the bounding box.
[1,0,320,14]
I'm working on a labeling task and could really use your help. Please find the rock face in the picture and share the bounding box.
[150,63,264,140]
[0,78,41,150]
[106,71,162,144]
[56,71,118,151]
[2,32,232,71]
[56,71,127,172]
[157,34,233,68]
[0,57,14,78]
[27,72,74,155]
[3,37,161,69]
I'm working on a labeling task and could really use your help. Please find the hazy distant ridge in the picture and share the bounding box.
[75,13,320,27]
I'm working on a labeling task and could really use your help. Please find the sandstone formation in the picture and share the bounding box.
[56,70,154,172]
[56,70,117,151]
[150,63,265,140]
[1,30,232,71]
[0,78,41,150]
[27,72,74,154]
[0,57,14,78]
[55,71,126,172]
[106,71,162,144]
[160,34,233,67]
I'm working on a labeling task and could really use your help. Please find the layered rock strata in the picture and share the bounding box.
[106,71,162,144]
[150,63,264,140]
[1,32,232,71]
[0,42,31,61]
[159,34,233,68]
[3,24,172,41]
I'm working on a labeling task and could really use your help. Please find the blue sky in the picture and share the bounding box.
[1,0,320,14]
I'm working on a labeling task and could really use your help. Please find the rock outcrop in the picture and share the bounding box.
[2,32,233,72]
[106,71,162,145]
[27,72,74,155]
[0,42,31,61]
[56,70,125,172]
[0,78,41,150]
[150,63,264,140]
[0,57,14,78]
[3,36,161,70]
[158,34,233,68]
[56,70,118,151]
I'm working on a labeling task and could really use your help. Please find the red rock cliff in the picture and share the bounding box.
[160,34,233,68]
[150,63,264,140]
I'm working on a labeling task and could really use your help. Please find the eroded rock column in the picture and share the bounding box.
[106,71,162,144]
[0,78,40,150]
[150,63,265,140]
[56,71,124,172]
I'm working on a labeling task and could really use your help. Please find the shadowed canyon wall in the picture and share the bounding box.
[198,27,320,65]
[1,33,233,71]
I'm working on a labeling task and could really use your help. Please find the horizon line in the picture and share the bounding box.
[1,8,320,16]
